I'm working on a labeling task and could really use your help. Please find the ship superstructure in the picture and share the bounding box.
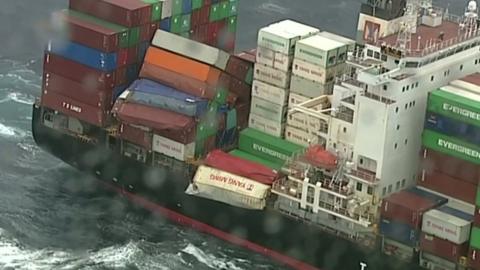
[31,0,480,270]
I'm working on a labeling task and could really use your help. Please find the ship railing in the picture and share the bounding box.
[318,179,354,197]
[363,92,396,105]
[347,169,380,183]
[272,178,302,200]
[317,201,374,225]
[333,106,354,123]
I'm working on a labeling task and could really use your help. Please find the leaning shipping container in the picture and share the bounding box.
[422,206,472,245]
[422,129,480,165]
[419,169,477,204]
[419,232,469,263]
[380,219,420,247]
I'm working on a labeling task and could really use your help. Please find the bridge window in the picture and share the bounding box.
[405,61,418,68]
[396,181,400,190]
[430,75,435,82]
[388,185,392,193]
[367,49,373,57]
[402,179,406,187]
[356,182,363,192]
[374,51,380,59]
[367,186,373,195]
[460,64,464,71]
[381,54,387,61]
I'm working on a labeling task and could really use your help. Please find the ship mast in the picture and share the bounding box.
[461,0,479,37]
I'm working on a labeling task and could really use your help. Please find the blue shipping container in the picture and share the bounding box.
[128,79,209,117]
[437,205,474,222]
[47,40,117,71]
[160,18,171,31]
[226,108,237,130]
[406,187,448,206]
[126,64,140,82]
[182,0,193,14]
[380,219,419,247]
[137,42,149,62]
[425,112,480,145]
[216,128,237,148]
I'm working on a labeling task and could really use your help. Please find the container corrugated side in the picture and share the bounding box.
[469,247,480,269]
[419,169,477,204]
[248,113,285,138]
[422,129,480,165]
[422,208,472,244]
[471,227,480,250]
[425,112,480,145]
[380,219,419,247]
[119,123,153,149]
[47,40,118,72]
[253,63,291,89]
[152,134,195,161]
[288,92,310,108]
[229,149,282,170]
[69,0,152,27]
[250,96,287,123]
[419,233,469,263]
[427,88,480,128]
[290,74,334,98]
[251,80,288,107]
[294,35,343,68]
[285,125,319,147]
[128,79,209,117]
[152,29,230,70]
[204,150,278,185]
[238,127,304,165]
[292,58,337,84]
[256,46,293,72]
[422,148,480,185]
[187,165,270,210]
[144,46,222,85]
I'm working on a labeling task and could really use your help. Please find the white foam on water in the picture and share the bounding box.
[182,243,244,270]
[258,2,289,15]
[0,123,15,137]
[7,92,34,105]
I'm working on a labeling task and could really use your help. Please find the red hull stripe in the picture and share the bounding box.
[104,183,321,270]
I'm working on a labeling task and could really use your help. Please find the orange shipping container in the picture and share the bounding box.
[144,46,221,85]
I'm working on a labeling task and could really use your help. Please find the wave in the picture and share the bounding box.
[7,92,34,105]
[182,243,245,270]
[0,123,16,137]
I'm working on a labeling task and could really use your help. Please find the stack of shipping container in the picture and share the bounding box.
[379,188,447,262]
[419,205,472,269]
[160,0,238,52]
[41,0,164,129]
[284,34,347,146]
[249,20,319,138]
[113,26,255,161]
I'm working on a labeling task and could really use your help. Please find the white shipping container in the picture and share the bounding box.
[254,63,291,89]
[317,31,356,52]
[186,165,270,210]
[251,80,288,107]
[249,113,286,138]
[288,92,310,108]
[257,20,319,55]
[290,74,334,98]
[256,46,294,72]
[152,134,195,161]
[285,125,319,147]
[292,58,337,84]
[295,35,344,68]
[152,30,230,70]
[250,96,287,123]
[422,209,472,245]
[161,0,172,19]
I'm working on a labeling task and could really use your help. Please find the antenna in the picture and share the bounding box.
[395,0,417,52]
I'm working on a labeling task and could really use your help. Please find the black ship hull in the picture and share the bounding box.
[31,103,422,270]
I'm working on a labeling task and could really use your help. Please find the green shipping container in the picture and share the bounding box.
[245,67,253,85]
[476,186,480,207]
[140,0,162,21]
[227,16,237,33]
[239,128,304,165]
[213,88,228,105]
[170,14,191,33]
[427,89,480,128]
[229,149,282,170]
[209,3,223,22]
[227,0,238,17]
[65,10,130,48]
[128,26,141,47]
[192,0,203,10]
[471,227,480,249]
[196,104,220,140]
[172,0,183,16]
[220,1,230,19]
[422,129,480,165]
[179,31,191,38]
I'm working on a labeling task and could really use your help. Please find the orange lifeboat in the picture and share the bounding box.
[302,145,337,170]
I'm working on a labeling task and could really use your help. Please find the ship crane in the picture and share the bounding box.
[395,0,420,52]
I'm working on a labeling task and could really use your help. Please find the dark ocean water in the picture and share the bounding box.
[0,0,466,269]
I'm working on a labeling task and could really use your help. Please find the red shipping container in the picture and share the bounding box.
[43,53,126,89]
[191,9,201,28]
[43,72,113,109]
[462,73,480,86]
[140,22,160,42]
[229,76,251,102]
[139,62,218,99]
[58,11,123,52]
[420,233,468,263]
[422,148,480,185]
[226,55,254,82]
[69,0,151,27]
[119,123,152,149]
[236,49,256,63]
[469,247,480,269]
[115,102,197,143]
[236,101,250,130]
[418,169,477,204]
[41,90,108,127]
[381,191,438,228]
[207,20,226,42]
[204,150,279,185]
[126,46,139,65]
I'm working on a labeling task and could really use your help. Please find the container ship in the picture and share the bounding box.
[31,0,480,269]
